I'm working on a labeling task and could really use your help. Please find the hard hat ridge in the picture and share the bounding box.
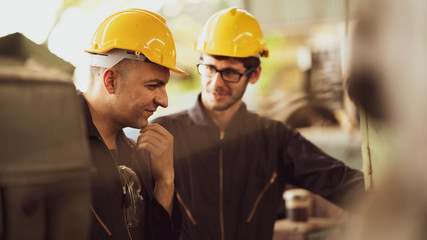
[85,8,187,75]
[194,7,269,58]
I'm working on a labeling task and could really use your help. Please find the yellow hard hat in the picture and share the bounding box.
[85,9,187,75]
[194,7,269,58]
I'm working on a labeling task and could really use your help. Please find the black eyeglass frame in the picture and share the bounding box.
[196,63,255,83]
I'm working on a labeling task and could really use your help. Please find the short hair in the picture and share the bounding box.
[199,54,261,70]
[112,58,140,80]
[87,59,137,91]
[88,59,137,81]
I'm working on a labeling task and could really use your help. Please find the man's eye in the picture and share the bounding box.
[223,70,238,77]
[146,85,159,89]
[205,65,215,72]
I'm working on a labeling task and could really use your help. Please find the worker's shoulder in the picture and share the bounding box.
[245,110,300,137]
[247,110,288,128]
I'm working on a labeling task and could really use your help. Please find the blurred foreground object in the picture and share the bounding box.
[0,32,75,78]
[357,108,392,190]
[347,0,427,239]
[0,63,91,238]
[346,7,392,190]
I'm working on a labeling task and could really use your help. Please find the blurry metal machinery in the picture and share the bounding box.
[0,67,91,240]
[246,0,357,32]
[259,46,343,129]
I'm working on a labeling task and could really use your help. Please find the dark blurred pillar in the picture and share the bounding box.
[0,69,91,240]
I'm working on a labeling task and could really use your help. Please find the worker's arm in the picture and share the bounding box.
[137,123,175,215]
[281,126,365,210]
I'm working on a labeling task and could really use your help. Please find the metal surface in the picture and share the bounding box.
[0,68,91,240]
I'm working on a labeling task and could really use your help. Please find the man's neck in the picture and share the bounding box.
[202,100,242,131]
[84,93,120,149]
[95,120,119,150]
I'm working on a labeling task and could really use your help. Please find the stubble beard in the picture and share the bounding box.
[205,84,248,112]
[116,109,148,130]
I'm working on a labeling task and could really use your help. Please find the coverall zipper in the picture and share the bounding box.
[246,171,278,222]
[91,206,112,237]
[219,130,225,240]
[177,192,198,225]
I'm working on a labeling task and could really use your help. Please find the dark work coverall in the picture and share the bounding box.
[153,95,364,240]
[79,92,181,240]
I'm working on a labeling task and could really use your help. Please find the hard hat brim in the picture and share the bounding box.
[170,66,188,75]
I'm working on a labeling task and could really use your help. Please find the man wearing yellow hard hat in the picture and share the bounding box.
[153,7,364,239]
[81,9,186,239]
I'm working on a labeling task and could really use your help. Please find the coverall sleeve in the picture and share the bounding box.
[146,194,182,240]
[281,127,365,210]
[134,149,182,239]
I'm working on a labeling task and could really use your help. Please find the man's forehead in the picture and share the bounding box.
[127,61,170,83]
[141,61,170,74]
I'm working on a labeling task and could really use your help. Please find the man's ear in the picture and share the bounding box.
[248,66,261,85]
[102,68,118,94]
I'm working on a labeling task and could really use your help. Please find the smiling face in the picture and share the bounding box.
[109,60,170,129]
[200,55,260,112]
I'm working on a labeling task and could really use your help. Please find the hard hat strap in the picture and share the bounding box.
[89,49,149,68]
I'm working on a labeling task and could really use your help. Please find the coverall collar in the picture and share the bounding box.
[188,93,248,128]
[78,91,100,138]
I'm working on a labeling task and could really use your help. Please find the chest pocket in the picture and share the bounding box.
[177,192,198,225]
[246,171,278,222]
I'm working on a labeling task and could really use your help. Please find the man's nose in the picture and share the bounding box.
[210,72,225,88]
[154,87,168,108]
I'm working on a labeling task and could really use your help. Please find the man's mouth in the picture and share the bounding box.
[211,91,228,100]
[145,109,156,116]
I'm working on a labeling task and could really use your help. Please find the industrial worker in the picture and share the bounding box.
[152,7,365,240]
[81,9,186,239]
